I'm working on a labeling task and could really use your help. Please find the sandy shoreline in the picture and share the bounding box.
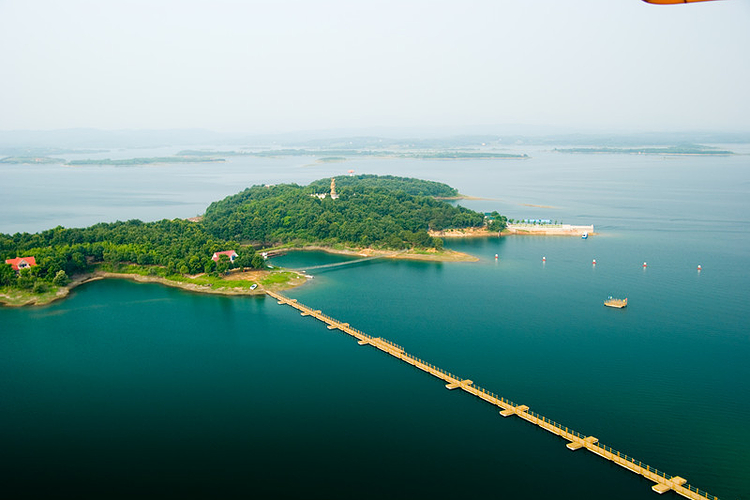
[504,224,594,236]
[434,195,494,201]
[0,269,307,308]
[429,228,499,238]
[97,272,270,296]
[274,245,479,262]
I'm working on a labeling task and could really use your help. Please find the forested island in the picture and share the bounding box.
[203,175,505,248]
[1,175,505,306]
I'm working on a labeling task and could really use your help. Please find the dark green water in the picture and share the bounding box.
[1,150,749,498]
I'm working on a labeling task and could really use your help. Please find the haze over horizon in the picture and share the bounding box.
[2,0,749,135]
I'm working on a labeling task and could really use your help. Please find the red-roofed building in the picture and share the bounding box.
[5,256,37,271]
[212,250,238,263]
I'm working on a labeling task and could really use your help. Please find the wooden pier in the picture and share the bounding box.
[266,290,720,500]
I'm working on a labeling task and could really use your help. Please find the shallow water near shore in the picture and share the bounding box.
[1,148,748,498]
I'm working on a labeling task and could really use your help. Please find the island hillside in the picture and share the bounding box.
[202,175,505,249]
[1,175,506,306]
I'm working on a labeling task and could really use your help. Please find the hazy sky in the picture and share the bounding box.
[1,0,749,134]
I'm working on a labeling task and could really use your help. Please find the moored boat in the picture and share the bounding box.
[604,297,627,308]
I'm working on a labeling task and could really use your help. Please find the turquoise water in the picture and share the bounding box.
[1,149,748,498]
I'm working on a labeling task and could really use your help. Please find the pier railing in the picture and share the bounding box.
[266,290,719,500]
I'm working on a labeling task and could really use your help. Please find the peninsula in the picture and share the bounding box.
[1,175,504,307]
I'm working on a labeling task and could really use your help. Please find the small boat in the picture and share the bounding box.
[581,232,588,239]
[250,284,258,290]
[604,297,627,308]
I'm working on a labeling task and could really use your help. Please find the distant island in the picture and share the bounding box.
[66,156,225,166]
[0,146,107,156]
[1,175,506,307]
[0,156,62,164]
[3,151,526,168]
[177,149,529,160]
[554,145,734,155]
[1,156,227,166]
[4,149,528,168]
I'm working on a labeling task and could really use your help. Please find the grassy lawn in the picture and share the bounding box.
[0,286,62,306]
[260,271,297,285]
[99,263,298,290]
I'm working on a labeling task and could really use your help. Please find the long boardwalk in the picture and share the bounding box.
[299,254,388,272]
[266,290,719,500]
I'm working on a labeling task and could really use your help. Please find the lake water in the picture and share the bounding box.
[1,148,748,499]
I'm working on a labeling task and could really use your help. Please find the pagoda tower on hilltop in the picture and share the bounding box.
[330,177,339,199]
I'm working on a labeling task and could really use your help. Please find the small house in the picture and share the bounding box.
[212,250,238,263]
[5,256,37,271]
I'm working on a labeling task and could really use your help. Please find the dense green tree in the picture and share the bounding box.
[16,268,34,290]
[187,255,202,274]
[235,253,253,270]
[52,270,70,287]
[0,263,16,286]
[216,254,230,274]
[251,254,265,269]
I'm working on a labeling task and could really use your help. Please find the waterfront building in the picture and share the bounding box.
[5,256,37,271]
[212,250,238,262]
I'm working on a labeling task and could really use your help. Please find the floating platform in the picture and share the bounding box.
[604,297,628,308]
